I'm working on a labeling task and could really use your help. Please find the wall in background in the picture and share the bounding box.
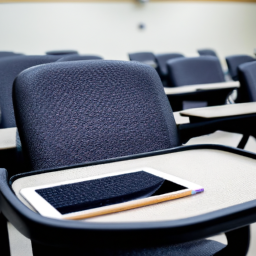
[0,2,255,66]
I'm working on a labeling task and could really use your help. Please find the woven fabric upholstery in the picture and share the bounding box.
[57,55,103,62]
[92,239,226,256]
[167,56,225,87]
[0,55,59,128]
[0,51,20,58]
[46,50,78,56]
[197,49,218,58]
[32,239,226,256]
[226,55,255,81]
[155,53,184,78]
[237,61,256,102]
[128,52,156,62]
[13,60,179,171]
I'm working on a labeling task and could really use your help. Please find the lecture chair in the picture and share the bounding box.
[0,55,60,177]
[56,54,103,62]
[237,61,256,105]
[166,56,233,111]
[174,60,256,144]
[226,55,255,81]
[128,52,157,68]
[197,49,218,58]
[155,53,184,87]
[198,49,231,81]
[0,60,254,256]
[45,50,78,56]
[0,52,22,58]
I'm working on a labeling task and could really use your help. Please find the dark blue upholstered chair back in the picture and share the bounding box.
[0,55,59,128]
[237,61,256,103]
[46,50,78,56]
[226,55,255,81]
[57,55,103,62]
[155,53,184,78]
[0,52,21,58]
[167,56,225,87]
[128,52,156,62]
[13,60,180,171]
[197,49,218,58]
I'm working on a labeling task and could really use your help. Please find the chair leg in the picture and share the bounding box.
[0,213,11,256]
[237,134,250,149]
[214,225,250,256]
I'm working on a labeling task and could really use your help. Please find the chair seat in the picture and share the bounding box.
[94,239,226,256]
[8,221,226,256]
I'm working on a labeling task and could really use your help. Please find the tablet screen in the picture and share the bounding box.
[35,171,187,214]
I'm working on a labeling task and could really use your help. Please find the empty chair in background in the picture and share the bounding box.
[166,56,226,110]
[226,55,255,81]
[128,51,157,68]
[46,50,78,56]
[57,54,103,62]
[198,49,232,81]
[0,55,60,129]
[0,51,22,58]
[155,53,184,87]
[197,49,218,57]
[237,61,256,103]
[0,55,60,177]
[237,61,256,153]
[229,61,256,151]
[167,56,225,88]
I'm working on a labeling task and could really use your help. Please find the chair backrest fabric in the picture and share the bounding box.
[57,55,103,62]
[197,49,218,58]
[128,52,156,62]
[13,60,180,171]
[155,53,184,77]
[237,61,256,103]
[46,50,78,56]
[0,55,59,128]
[226,55,255,81]
[167,56,225,87]
[0,52,21,58]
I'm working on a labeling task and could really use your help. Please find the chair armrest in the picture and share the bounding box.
[184,131,243,148]
[164,81,239,95]
[173,112,190,125]
[180,102,256,119]
[0,128,17,150]
[3,146,256,250]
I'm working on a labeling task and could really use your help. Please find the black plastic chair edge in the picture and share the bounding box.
[3,145,256,248]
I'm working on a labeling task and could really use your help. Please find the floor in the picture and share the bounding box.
[211,223,256,256]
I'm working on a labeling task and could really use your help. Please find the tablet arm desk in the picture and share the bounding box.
[165,81,239,112]
[0,145,255,255]
[176,102,256,144]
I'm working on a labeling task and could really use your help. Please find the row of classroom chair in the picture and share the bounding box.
[2,49,254,88]
[128,50,256,87]
[0,52,256,255]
